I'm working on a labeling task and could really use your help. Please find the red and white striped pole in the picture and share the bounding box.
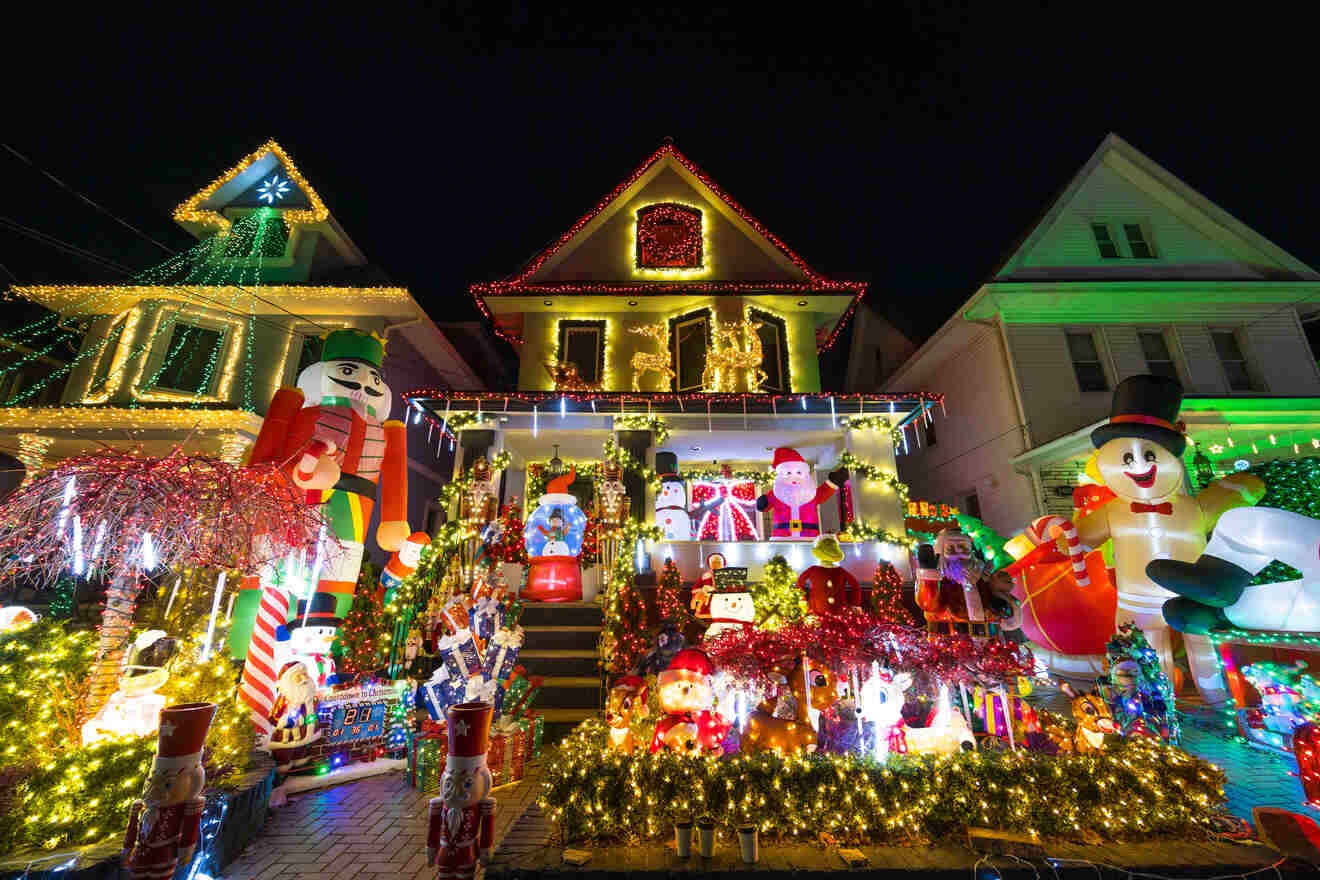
[238,581,290,734]
[1025,515,1090,588]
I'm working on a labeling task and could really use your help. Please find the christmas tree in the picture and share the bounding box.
[490,501,529,563]
[335,561,384,680]
[656,558,685,622]
[871,562,913,625]
[750,554,806,629]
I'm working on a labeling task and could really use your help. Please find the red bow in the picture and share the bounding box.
[1130,502,1173,515]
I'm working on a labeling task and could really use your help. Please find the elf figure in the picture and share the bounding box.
[427,701,496,880]
[755,447,848,540]
[123,702,216,880]
[655,452,691,540]
[245,327,410,625]
[1017,375,1263,677]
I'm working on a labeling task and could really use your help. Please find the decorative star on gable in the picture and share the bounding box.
[173,139,328,232]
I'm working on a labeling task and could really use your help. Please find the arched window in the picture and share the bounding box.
[636,204,703,269]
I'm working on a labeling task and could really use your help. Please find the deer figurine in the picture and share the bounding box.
[744,656,835,753]
[702,320,766,392]
[605,675,648,753]
[628,322,675,392]
[544,359,602,392]
[1046,682,1117,753]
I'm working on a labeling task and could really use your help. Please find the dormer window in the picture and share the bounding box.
[636,203,703,269]
[1090,220,1157,260]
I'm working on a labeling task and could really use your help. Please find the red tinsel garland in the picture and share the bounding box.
[0,449,330,585]
[703,609,1034,690]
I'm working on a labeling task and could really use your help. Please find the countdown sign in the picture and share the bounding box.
[319,698,390,746]
[713,566,748,589]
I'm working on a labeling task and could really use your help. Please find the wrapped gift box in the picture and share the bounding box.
[488,732,510,787]
[409,730,447,792]
[510,726,527,781]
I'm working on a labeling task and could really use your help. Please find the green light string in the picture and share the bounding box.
[3,215,269,405]
[241,210,271,411]
[186,210,272,407]
[0,245,201,380]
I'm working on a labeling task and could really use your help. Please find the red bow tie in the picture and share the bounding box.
[1130,501,1173,515]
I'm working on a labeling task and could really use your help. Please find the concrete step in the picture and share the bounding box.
[518,601,603,628]
[533,707,596,744]
[520,649,599,677]
[539,676,603,709]
[521,625,601,652]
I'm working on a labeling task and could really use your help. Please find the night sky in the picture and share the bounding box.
[3,8,1315,389]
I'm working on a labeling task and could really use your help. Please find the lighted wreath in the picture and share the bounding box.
[636,203,702,269]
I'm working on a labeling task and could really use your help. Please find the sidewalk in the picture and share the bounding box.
[219,766,542,880]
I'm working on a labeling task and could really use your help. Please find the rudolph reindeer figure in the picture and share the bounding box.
[1046,682,1117,754]
[628,322,676,392]
[544,360,602,392]
[703,320,766,392]
[744,655,835,753]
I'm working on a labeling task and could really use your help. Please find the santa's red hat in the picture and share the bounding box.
[772,447,806,469]
[613,674,648,693]
[155,702,217,760]
[658,648,715,689]
[446,701,493,770]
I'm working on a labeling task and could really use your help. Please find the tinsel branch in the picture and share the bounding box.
[0,449,332,587]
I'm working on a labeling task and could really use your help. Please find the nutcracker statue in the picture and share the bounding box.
[427,701,497,880]
[123,702,217,880]
[460,456,498,525]
[233,328,410,649]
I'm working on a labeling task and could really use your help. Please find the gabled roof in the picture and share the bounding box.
[992,133,1318,281]
[470,142,866,350]
[173,139,330,233]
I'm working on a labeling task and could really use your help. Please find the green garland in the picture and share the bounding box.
[614,414,671,445]
[437,449,512,507]
[680,466,773,483]
[540,719,1225,843]
[840,415,905,447]
[440,411,493,433]
[836,451,909,504]
[839,521,917,549]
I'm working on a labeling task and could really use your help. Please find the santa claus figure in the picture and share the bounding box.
[691,553,726,618]
[654,452,691,540]
[755,448,848,540]
[427,701,497,880]
[123,701,217,880]
[266,661,321,771]
[650,648,729,753]
[915,527,1018,637]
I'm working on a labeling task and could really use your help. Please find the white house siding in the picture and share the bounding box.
[1006,325,1112,448]
[891,327,1038,536]
[1244,310,1320,393]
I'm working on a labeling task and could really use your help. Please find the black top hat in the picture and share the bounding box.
[288,592,344,630]
[655,451,680,480]
[1090,374,1187,456]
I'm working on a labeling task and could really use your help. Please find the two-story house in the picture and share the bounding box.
[1,140,484,561]
[879,133,1320,538]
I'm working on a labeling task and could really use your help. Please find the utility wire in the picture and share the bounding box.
[2,142,176,255]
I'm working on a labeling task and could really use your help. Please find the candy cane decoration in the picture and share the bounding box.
[1025,515,1090,587]
[239,581,290,735]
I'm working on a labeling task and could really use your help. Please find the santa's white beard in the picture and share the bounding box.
[941,555,984,587]
[775,479,816,508]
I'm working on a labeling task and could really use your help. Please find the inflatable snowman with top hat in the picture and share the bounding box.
[654,451,691,540]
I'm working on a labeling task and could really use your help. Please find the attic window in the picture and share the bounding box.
[1091,223,1121,259]
[636,203,703,269]
[1124,224,1156,259]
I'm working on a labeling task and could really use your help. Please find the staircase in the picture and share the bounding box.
[517,601,603,744]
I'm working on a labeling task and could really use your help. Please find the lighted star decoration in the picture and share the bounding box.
[257,173,292,204]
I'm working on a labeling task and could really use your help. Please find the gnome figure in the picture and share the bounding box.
[756,448,848,539]
[655,452,691,540]
[123,702,217,880]
[427,702,497,880]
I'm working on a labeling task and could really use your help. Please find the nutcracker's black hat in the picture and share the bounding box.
[1090,374,1187,456]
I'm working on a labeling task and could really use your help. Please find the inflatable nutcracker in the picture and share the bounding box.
[380,531,431,603]
[243,327,410,625]
[755,447,848,539]
[123,702,217,880]
[427,701,496,879]
[915,527,1018,637]
[796,534,862,616]
[1013,375,1263,674]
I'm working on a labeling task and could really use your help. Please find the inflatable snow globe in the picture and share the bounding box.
[522,467,588,601]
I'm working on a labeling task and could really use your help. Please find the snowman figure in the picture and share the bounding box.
[278,592,344,689]
[704,590,755,641]
[1018,375,1263,679]
[537,508,572,556]
[654,451,691,540]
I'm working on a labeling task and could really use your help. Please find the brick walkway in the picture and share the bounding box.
[219,767,542,880]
